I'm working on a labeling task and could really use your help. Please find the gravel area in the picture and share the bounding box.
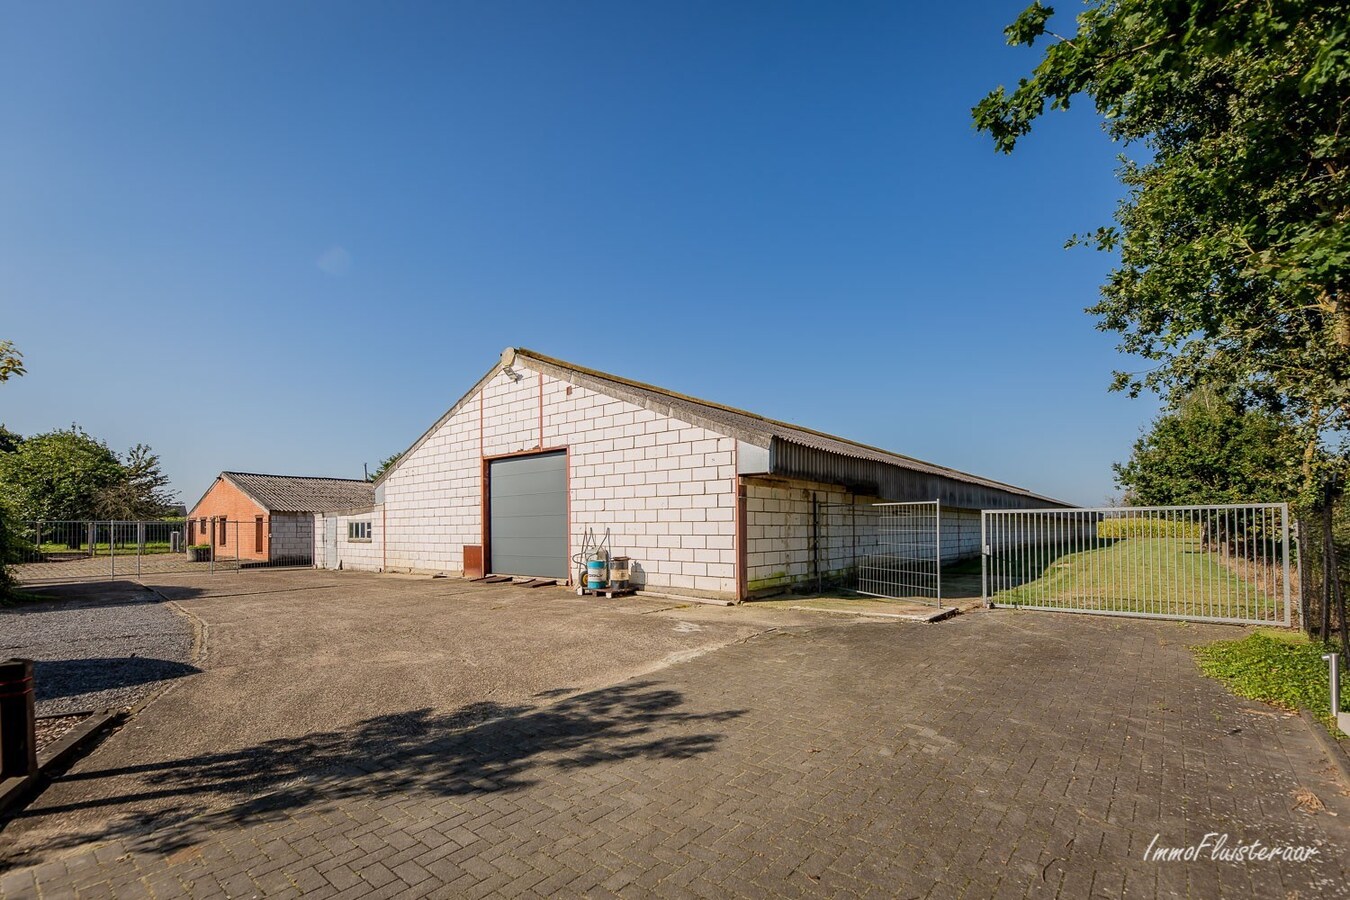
[0,583,198,716]
[35,714,88,754]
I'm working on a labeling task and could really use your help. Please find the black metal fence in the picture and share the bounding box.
[1299,488,1349,655]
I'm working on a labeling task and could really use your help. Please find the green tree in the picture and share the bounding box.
[0,425,21,454]
[93,444,179,519]
[1114,391,1305,505]
[0,427,126,521]
[973,1,1350,494]
[0,341,23,598]
[371,452,402,481]
[0,340,23,384]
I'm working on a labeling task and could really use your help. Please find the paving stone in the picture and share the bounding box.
[4,612,1349,898]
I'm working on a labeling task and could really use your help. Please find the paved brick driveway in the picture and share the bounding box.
[1,574,1347,898]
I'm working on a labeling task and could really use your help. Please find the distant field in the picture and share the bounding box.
[989,536,1286,623]
[36,541,176,556]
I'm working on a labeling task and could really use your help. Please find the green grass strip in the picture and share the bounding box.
[1193,630,1348,735]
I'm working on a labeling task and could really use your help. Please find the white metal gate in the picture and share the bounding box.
[981,504,1292,626]
[857,500,942,606]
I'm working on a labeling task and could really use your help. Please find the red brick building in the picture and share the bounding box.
[187,472,374,564]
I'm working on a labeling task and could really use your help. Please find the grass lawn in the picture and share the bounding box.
[1194,630,1348,736]
[36,541,176,556]
[990,536,1286,623]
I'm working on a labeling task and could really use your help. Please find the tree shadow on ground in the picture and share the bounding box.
[33,658,201,704]
[3,679,745,864]
[4,581,169,613]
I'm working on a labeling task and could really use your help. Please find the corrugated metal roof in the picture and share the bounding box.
[375,347,1065,507]
[511,348,1064,506]
[221,472,375,513]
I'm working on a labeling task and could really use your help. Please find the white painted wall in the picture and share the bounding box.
[313,508,384,572]
[378,360,738,596]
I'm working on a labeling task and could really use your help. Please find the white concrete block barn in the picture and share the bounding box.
[315,348,1061,601]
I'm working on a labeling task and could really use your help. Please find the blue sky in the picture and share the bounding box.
[0,1,1155,507]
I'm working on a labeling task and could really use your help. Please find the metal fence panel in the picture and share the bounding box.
[10,517,314,584]
[857,501,942,606]
[981,504,1292,626]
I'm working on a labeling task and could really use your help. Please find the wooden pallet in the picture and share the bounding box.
[575,585,637,599]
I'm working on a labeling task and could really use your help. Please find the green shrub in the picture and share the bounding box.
[1097,517,1202,539]
[1194,631,1347,734]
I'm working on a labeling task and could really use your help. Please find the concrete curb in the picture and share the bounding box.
[0,774,38,819]
[137,582,211,669]
[782,604,960,623]
[39,709,123,772]
[0,709,123,819]
[1298,708,1350,789]
[634,590,734,607]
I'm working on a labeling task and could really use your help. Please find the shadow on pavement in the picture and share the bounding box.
[4,679,745,864]
[6,577,210,612]
[33,658,201,704]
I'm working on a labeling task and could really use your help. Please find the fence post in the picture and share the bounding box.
[980,512,989,608]
[1281,503,1291,627]
[109,521,115,581]
[811,493,820,594]
[1324,652,1343,730]
[934,499,942,608]
[0,658,37,779]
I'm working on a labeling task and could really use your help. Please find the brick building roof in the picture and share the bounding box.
[208,472,374,514]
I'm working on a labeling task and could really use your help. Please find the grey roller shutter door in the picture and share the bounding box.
[489,451,568,578]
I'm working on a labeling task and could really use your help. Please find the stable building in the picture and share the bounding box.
[188,471,374,566]
[317,348,1061,602]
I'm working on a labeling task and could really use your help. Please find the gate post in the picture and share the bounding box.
[980,511,990,608]
[934,500,942,608]
[1281,502,1291,627]
[0,658,37,778]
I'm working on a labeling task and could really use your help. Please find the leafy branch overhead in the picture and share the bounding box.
[0,340,24,383]
[973,1,1350,470]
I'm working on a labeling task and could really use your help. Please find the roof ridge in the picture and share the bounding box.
[511,347,1038,496]
[224,471,368,483]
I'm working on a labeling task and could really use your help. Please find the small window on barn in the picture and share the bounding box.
[347,521,372,542]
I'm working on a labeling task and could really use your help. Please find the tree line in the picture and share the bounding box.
[975,0,1349,649]
[0,425,179,522]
